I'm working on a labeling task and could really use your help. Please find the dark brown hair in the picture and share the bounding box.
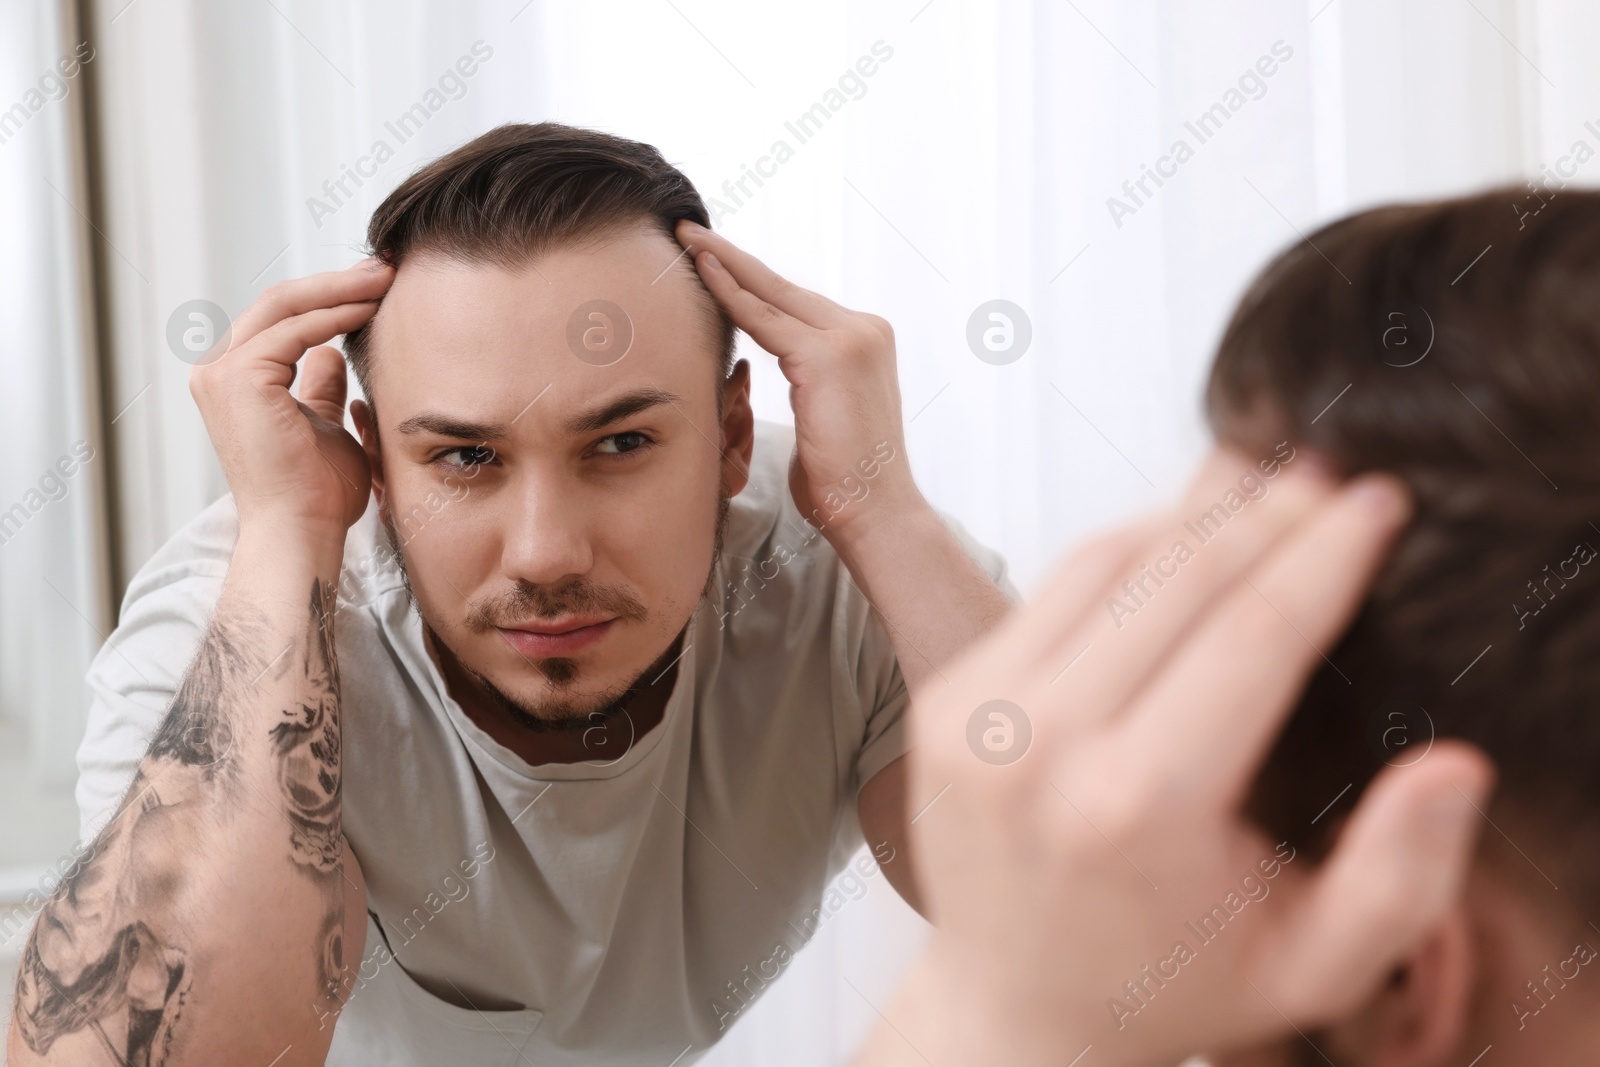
[1210,187,1600,909]
[343,121,735,405]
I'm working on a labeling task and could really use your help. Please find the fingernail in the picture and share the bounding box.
[1427,784,1478,837]
[353,255,387,272]
[703,252,723,271]
[1351,476,1410,521]
[1290,448,1335,482]
[681,219,707,232]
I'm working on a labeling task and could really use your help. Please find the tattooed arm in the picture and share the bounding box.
[10,534,367,1067]
[9,261,395,1066]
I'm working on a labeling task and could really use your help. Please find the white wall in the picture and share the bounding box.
[6,0,1600,1061]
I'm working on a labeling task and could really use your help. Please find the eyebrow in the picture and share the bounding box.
[392,387,685,441]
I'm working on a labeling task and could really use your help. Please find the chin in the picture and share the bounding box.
[494,650,612,695]
[471,660,630,724]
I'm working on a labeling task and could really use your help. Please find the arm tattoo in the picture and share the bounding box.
[274,579,343,873]
[275,580,348,1005]
[12,578,347,1064]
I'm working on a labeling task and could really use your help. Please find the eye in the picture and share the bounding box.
[435,444,496,471]
[592,431,653,457]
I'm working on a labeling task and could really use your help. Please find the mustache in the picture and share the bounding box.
[463,577,649,633]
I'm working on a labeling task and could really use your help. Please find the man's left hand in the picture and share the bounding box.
[675,219,921,547]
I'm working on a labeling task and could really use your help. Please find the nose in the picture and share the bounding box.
[500,464,595,589]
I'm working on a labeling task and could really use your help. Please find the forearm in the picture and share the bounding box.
[10,524,358,1066]
[831,501,1013,696]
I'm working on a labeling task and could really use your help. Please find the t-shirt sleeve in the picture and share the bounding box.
[75,509,234,841]
[848,511,1017,792]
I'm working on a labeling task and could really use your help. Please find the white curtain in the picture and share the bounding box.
[41,0,1600,1060]
[0,0,111,901]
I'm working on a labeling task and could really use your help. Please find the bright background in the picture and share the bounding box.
[3,0,1597,1061]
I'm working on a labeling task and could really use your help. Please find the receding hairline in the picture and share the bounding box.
[342,122,736,410]
[349,217,731,407]
[377,210,677,273]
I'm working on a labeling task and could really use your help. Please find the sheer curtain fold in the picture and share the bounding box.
[0,0,112,899]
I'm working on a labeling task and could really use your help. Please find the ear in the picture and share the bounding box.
[719,359,754,498]
[350,398,387,518]
[1324,904,1475,1067]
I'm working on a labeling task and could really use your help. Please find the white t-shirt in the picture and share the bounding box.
[75,419,1013,1066]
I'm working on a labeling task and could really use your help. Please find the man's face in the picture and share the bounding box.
[355,223,747,726]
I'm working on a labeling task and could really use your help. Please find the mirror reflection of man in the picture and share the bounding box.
[11,123,1014,1066]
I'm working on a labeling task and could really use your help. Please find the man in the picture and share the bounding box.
[856,188,1600,1066]
[8,123,1014,1065]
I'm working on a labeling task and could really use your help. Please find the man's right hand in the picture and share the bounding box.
[188,259,393,540]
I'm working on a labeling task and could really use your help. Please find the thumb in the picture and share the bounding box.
[297,346,350,426]
[1270,741,1496,1024]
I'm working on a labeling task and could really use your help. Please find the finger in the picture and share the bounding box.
[1121,474,1412,797]
[677,219,851,329]
[230,260,393,349]
[296,346,349,426]
[930,451,1323,757]
[692,249,815,359]
[998,508,1179,674]
[212,302,380,389]
[1271,742,1494,1024]
[1023,449,1337,736]
[1018,448,1318,664]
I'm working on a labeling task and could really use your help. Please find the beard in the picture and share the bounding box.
[384,491,731,734]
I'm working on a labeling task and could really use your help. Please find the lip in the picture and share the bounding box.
[496,617,616,658]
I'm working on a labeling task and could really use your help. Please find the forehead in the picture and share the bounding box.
[365,224,718,428]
